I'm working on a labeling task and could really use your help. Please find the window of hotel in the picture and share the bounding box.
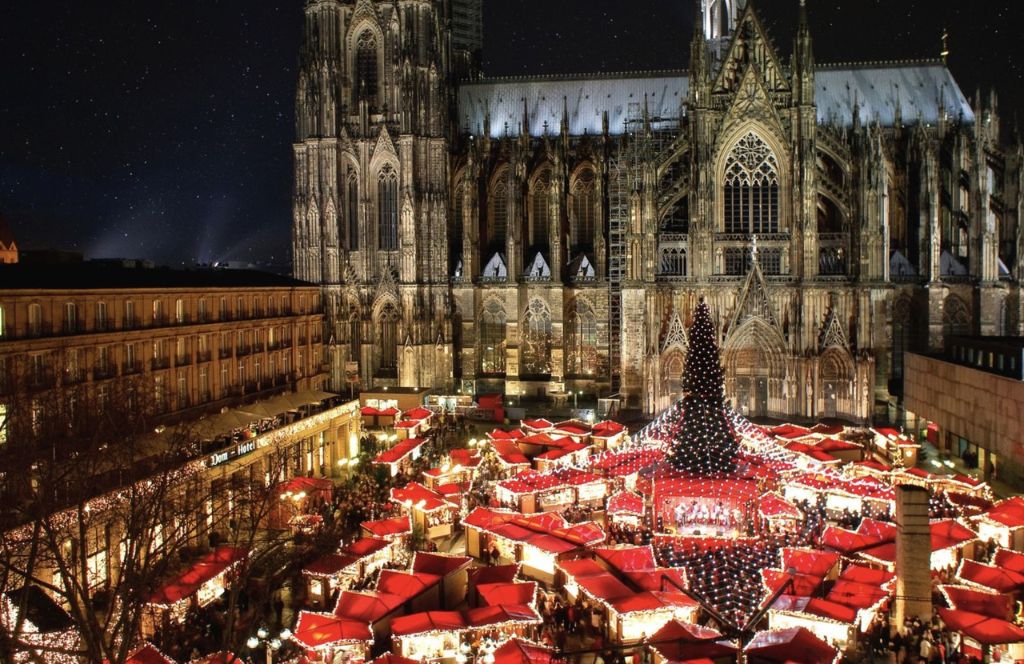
[219,297,227,321]
[28,303,43,336]
[96,347,109,376]
[199,368,209,399]
[198,298,207,322]
[125,300,135,328]
[252,296,261,318]
[95,302,107,330]
[236,296,245,319]
[152,299,163,324]
[64,302,78,333]
[175,298,185,323]
[723,132,780,234]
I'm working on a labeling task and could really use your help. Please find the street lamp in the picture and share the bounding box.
[248,626,290,664]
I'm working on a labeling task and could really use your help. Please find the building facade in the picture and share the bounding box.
[293,0,1024,423]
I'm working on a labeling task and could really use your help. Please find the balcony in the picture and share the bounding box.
[175,354,192,367]
[28,370,56,391]
[151,357,171,371]
[93,365,116,381]
[122,317,140,330]
[174,314,192,325]
[123,362,142,376]
[218,348,233,360]
[62,321,86,335]
[196,351,212,363]
[93,319,112,333]
[236,345,253,357]
[152,315,169,327]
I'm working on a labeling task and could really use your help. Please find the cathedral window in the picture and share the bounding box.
[488,179,509,251]
[451,180,465,267]
[377,165,398,251]
[724,248,747,276]
[567,299,598,376]
[521,300,552,375]
[378,303,399,372]
[531,170,551,247]
[479,301,506,375]
[759,249,782,275]
[354,31,379,108]
[723,132,779,234]
[571,168,597,249]
[346,170,359,251]
[659,247,687,276]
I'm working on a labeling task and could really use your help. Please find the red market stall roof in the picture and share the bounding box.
[464,604,542,628]
[489,428,526,441]
[994,548,1024,574]
[490,440,530,466]
[343,537,392,558]
[612,591,699,615]
[931,519,977,551]
[825,580,890,610]
[814,438,861,452]
[376,570,442,600]
[478,582,537,607]
[334,590,405,623]
[839,565,894,587]
[762,570,824,597]
[368,655,422,664]
[498,468,603,495]
[770,424,812,439]
[463,508,606,550]
[276,476,334,498]
[853,459,892,473]
[391,482,457,513]
[123,644,175,664]
[982,496,1024,528]
[594,545,657,572]
[757,493,802,520]
[361,516,412,538]
[606,491,645,516]
[956,559,1024,593]
[574,574,635,601]
[390,610,466,637]
[781,548,840,578]
[373,438,427,465]
[292,611,372,649]
[744,627,839,664]
[821,519,896,554]
[937,607,1024,645]
[521,419,554,431]
[394,420,421,429]
[649,621,736,663]
[361,406,400,417]
[148,546,248,606]
[303,553,359,578]
[412,552,473,577]
[557,558,607,579]
[810,423,846,436]
[404,407,433,421]
[189,653,243,664]
[653,476,759,502]
[492,638,555,664]
[592,420,626,436]
[939,584,1012,619]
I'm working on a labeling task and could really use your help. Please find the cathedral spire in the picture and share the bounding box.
[792,0,815,104]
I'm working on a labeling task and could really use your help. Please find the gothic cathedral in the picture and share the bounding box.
[293,0,1023,423]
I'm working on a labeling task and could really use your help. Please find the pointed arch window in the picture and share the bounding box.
[521,300,552,375]
[378,303,399,371]
[346,169,359,251]
[451,180,465,266]
[354,31,379,108]
[571,169,597,248]
[378,164,398,251]
[723,132,779,234]
[567,299,598,376]
[480,301,506,375]
[531,170,551,248]
[489,179,509,251]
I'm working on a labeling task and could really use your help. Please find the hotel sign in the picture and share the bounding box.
[207,439,258,468]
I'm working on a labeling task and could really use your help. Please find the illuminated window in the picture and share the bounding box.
[378,303,399,370]
[175,298,185,323]
[723,132,779,234]
[480,301,506,374]
[347,170,359,250]
[451,179,465,265]
[531,171,551,247]
[28,303,43,336]
[64,302,78,333]
[378,165,399,251]
[659,247,687,276]
[521,300,552,375]
[567,299,598,376]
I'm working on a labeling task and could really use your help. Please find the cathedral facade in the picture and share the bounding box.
[293,0,1024,423]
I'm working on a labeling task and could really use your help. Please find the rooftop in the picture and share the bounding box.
[0,262,313,291]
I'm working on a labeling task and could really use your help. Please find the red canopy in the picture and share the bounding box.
[781,548,840,577]
[303,553,358,577]
[489,429,526,440]
[124,644,175,664]
[521,419,554,431]
[606,491,645,516]
[762,569,823,597]
[994,548,1024,573]
[575,574,634,601]
[984,497,1024,528]
[292,611,372,648]
[368,655,422,664]
[937,607,1024,645]
[333,591,405,622]
[939,584,1012,619]
[839,564,894,586]
[931,519,977,551]
[390,611,466,636]
[412,552,472,577]
[361,516,411,538]
[758,493,802,520]
[745,627,838,664]
[594,545,657,572]
[826,580,890,610]
[391,482,455,513]
[464,604,542,627]
[189,653,242,664]
[343,537,392,558]
[957,559,1024,593]
[376,570,441,599]
[277,476,333,497]
[469,564,520,587]
[149,546,248,605]
[478,582,537,607]
[405,407,433,421]
[373,438,426,465]
[492,638,555,664]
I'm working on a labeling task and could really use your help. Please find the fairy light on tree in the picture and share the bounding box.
[666,298,739,475]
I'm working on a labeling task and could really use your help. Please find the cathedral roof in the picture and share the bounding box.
[0,213,15,249]
[457,61,973,137]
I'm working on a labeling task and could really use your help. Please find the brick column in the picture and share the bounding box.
[894,485,932,629]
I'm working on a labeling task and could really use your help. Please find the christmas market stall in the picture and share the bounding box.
[938,584,1024,661]
[361,405,400,430]
[422,449,481,490]
[302,537,393,609]
[188,652,243,664]
[412,552,473,610]
[646,619,737,664]
[491,638,556,664]
[743,626,841,664]
[332,588,407,643]
[391,481,460,539]
[268,476,334,532]
[495,468,608,514]
[606,490,646,526]
[372,438,429,477]
[390,610,466,661]
[591,420,628,450]
[361,515,412,542]
[143,547,249,636]
[869,427,920,467]
[290,611,373,663]
[756,492,803,534]
[974,496,1024,550]
[463,508,606,582]
[954,558,1024,595]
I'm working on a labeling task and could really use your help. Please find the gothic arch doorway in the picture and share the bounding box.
[724,320,785,418]
[661,350,686,404]
[820,349,853,419]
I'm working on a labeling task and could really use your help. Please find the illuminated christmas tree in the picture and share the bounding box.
[667,298,739,474]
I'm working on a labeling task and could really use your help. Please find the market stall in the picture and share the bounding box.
[290,611,372,663]
[756,493,803,534]
[744,627,840,664]
[268,477,334,531]
[412,552,473,610]
[361,515,412,542]
[975,496,1024,550]
[390,611,465,661]
[144,547,249,635]
[491,638,556,664]
[495,469,608,514]
[591,420,628,450]
[606,490,646,526]
[302,553,359,610]
[647,620,737,664]
[391,481,460,539]
[372,438,429,477]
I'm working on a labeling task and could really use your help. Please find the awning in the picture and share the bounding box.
[375,570,442,600]
[606,491,645,516]
[956,559,1024,593]
[939,584,1011,619]
[937,607,1024,645]
[758,493,802,520]
[492,638,555,664]
[464,604,542,628]
[390,610,466,637]
[744,627,839,664]
[292,611,372,649]
[361,515,412,538]
[125,644,175,664]
[148,547,248,606]
[303,553,358,578]
[412,552,473,577]
[333,591,405,623]
[477,582,537,608]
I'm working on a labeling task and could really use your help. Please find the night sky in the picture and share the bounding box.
[1,1,1021,270]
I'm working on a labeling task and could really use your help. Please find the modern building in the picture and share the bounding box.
[904,336,1024,488]
[292,0,1023,424]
